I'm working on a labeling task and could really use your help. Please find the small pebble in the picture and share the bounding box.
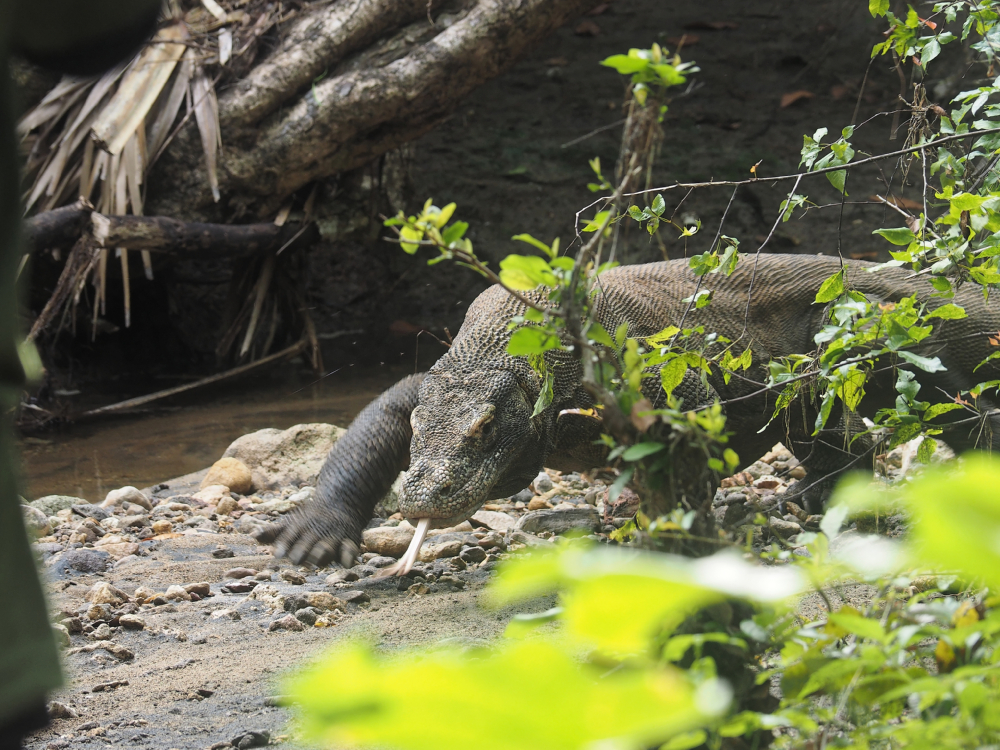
[118,614,145,630]
[269,614,305,632]
[224,567,258,579]
[279,569,307,585]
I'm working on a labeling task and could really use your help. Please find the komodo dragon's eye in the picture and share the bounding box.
[467,406,496,441]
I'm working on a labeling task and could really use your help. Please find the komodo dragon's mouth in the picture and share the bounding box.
[377,469,493,576]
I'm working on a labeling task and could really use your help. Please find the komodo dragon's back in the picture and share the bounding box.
[256,254,1000,570]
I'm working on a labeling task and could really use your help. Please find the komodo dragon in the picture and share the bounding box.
[256,253,1000,573]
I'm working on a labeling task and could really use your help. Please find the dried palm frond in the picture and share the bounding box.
[17,0,298,340]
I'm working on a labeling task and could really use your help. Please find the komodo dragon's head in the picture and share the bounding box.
[379,366,546,575]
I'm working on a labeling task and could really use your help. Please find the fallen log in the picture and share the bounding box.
[89,212,320,256]
[22,198,92,252]
[22,206,320,257]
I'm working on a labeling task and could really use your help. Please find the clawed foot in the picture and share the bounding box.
[252,509,362,568]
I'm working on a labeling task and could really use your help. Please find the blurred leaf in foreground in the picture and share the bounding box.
[488,546,804,656]
[287,639,728,750]
[830,454,1000,589]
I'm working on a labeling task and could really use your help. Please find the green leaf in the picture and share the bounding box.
[600,54,649,75]
[660,357,688,398]
[507,327,561,356]
[511,234,554,258]
[651,194,666,216]
[441,221,468,245]
[288,638,710,750]
[532,370,554,418]
[400,225,424,253]
[869,0,889,17]
[582,210,612,233]
[916,436,936,463]
[647,326,680,346]
[924,402,963,421]
[826,169,848,195]
[924,303,968,320]
[661,730,708,750]
[897,350,946,372]
[499,255,557,290]
[814,269,845,304]
[873,227,916,245]
[586,323,615,348]
[622,442,666,461]
[828,611,889,643]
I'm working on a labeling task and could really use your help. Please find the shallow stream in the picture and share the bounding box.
[17,364,411,501]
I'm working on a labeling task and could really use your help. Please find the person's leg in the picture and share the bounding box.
[0,700,48,750]
[0,400,61,748]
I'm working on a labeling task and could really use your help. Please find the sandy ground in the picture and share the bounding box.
[31,538,525,750]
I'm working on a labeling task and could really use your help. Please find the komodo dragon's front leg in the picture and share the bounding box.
[254,373,426,567]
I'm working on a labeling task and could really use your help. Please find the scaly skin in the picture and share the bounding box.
[258,255,1000,566]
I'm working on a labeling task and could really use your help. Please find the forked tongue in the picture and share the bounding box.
[376,518,431,577]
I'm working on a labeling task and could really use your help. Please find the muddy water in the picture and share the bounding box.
[18,364,412,501]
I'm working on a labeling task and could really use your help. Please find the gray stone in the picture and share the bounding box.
[71,504,111,521]
[47,701,78,719]
[418,540,463,561]
[225,567,258,579]
[268,614,305,632]
[768,516,802,537]
[30,495,86,516]
[56,548,111,574]
[86,603,113,621]
[722,503,749,527]
[341,589,370,604]
[459,546,487,564]
[515,506,600,535]
[118,614,145,630]
[367,555,397,568]
[425,532,479,547]
[279,569,307,585]
[477,531,506,551]
[51,623,70,648]
[532,471,554,494]
[471,509,517,532]
[510,488,533,504]
[362,524,415,558]
[223,423,347,491]
[211,547,236,558]
[101,486,153,511]
[21,505,50,537]
[509,530,551,547]
[325,569,359,584]
[89,623,112,640]
[294,607,321,626]
[230,730,270,749]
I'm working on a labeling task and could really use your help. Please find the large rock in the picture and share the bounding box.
[515,506,600,535]
[471,509,517,532]
[84,582,129,605]
[201,457,254,494]
[52,548,111,574]
[21,505,50,537]
[101,486,152,511]
[30,495,85,516]
[222,423,345,491]
[362,524,415,558]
